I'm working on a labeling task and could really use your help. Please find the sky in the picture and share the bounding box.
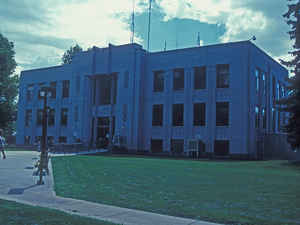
[0,0,292,74]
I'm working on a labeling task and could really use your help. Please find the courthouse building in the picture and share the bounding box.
[16,40,288,158]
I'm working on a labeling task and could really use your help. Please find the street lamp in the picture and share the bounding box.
[37,86,53,185]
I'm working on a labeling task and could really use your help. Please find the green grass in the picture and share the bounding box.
[0,199,116,225]
[52,156,300,225]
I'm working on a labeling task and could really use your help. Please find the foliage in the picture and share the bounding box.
[279,0,300,150]
[0,33,19,135]
[61,44,83,64]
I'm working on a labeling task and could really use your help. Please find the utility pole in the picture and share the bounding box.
[147,0,152,52]
[108,44,114,153]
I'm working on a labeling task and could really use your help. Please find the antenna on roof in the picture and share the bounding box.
[164,40,167,51]
[197,32,201,47]
[147,0,152,52]
[130,0,135,44]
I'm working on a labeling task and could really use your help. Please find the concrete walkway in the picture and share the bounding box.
[0,151,221,225]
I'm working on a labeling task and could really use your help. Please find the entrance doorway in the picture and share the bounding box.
[96,116,115,148]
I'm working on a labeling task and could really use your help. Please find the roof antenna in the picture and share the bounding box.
[130,0,135,44]
[197,32,201,47]
[164,40,167,51]
[147,0,152,52]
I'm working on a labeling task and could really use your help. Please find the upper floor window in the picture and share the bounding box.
[153,70,164,92]
[60,108,68,126]
[50,81,56,99]
[194,67,206,89]
[255,69,260,93]
[262,72,266,95]
[62,80,70,98]
[173,68,184,91]
[277,83,280,99]
[216,102,229,126]
[193,103,206,126]
[48,108,55,126]
[172,104,184,126]
[216,64,229,88]
[272,76,276,100]
[272,107,276,132]
[25,109,32,127]
[255,106,260,129]
[262,108,266,129]
[26,84,34,101]
[36,109,43,126]
[152,104,163,126]
[38,83,46,100]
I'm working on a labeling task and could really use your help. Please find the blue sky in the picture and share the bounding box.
[0,0,291,73]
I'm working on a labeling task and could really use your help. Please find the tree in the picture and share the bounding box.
[0,33,19,135]
[61,44,83,64]
[279,0,300,150]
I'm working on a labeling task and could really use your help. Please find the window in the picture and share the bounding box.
[48,108,55,126]
[50,81,56,98]
[171,139,184,154]
[124,71,129,88]
[216,102,229,126]
[214,140,229,156]
[216,64,229,88]
[277,83,280,99]
[281,86,285,97]
[25,109,32,127]
[272,76,276,100]
[74,106,78,122]
[194,67,206,89]
[255,69,260,93]
[272,108,276,132]
[278,111,281,132]
[36,109,43,126]
[255,106,260,129]
[47,136,54,145]
[122,104,127,123]
[62,80,70,98]
[151,139,163,153]
[38,82,46,100]
[58,136,67,143]
[172,104,184,126]
[152,104,163,126]
[173,68,184,90]
[262,108,266,129]
[99,74,117,105]
[24,136,31,145]
[262,72,266,95]
[26,84,34,101]
[193,103,205,126]
[60,108,68,126]
[76,76,80,95]
[153,70,164,92]
[34,136,41,143]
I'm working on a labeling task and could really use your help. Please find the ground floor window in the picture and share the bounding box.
[171,139,184,154]
[24,136,31,145]
[58,136,67,143]
[151,139,163,153]
[214,140,229,156]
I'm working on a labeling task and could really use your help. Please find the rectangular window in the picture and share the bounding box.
[194,66,206,89]
[34,136,41,143]
[272,76,276,101]
[171,139,184,154]
[60,108,68,126]
[153,70,164,92]
[48,109,55,126]
[173,68,184,90]
[278,111,281,132]
[26,84,34,101]
[24,136,31,145]
[151,139,163,153]
[262,72,266,95]
[36,109,43,126]
[50,81,56,99]
[216,64,229,88]
[272,108,276,132]
[262,108,266,129]
[152,104,163,126]
[193,103,206,126]
[277,83,280,100]
[74,106,78,122]
[99,75,117,105]
[122,104,127,122]
[255,69,260,93]
[47,136,54,145]
[214,140,229,156]
[216,102,229,126]
[25,109,32,127]
[124,71,129,88]
[38,83,46,100]
[62,80,70,98]
[172,104,184,126]
[255,106,260,129]
[58,136,67,143]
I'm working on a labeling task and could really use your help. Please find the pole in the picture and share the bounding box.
[108,44,114,152]
[38,93,48,185]
[147,0,152,52]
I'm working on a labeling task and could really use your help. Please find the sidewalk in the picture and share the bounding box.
[0,151,221,225]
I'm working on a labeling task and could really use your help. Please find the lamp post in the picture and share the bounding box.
[37,86,53,185]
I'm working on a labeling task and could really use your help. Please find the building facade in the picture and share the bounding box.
[16,41,288,158]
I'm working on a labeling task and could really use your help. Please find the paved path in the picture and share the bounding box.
[0,151,221,225]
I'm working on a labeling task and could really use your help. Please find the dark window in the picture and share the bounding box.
[216,102,229,126]
[151,139,163,153]
[193,103,206,126]
[272,108,276,132]
[38,83,46,100]
[36,109,43,126]
[48,109,55,126]
[152,104,163,126]
[62,80,70,98]
[173,68,184,90]
[278,111,281,132]
[153,70,164,92]
[25,109,32,127]
[214,140,229,156]
[216,64,229,88]
[34,136,41,143]
[255,68,260,93]
[262,108,266,129]
[262,72,266,95]
[26,84,34,101]
[194,67,206,89]
[255,106,260,129]
[58,136,67,143]
[24,136,31,145]
[50,81,56,98]
[272,76,276,101]
[172,104,184,126]
[99,74,117,105]
[47,136,54,145]
[124,71,129,88]
[171,139,184,154]
[122,104,127,122]
[60,108,68,126]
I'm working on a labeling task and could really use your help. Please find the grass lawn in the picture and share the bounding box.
[0,199,116,225]
[52,156,300,225]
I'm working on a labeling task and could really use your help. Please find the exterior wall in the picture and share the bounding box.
[16,41,288,157]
